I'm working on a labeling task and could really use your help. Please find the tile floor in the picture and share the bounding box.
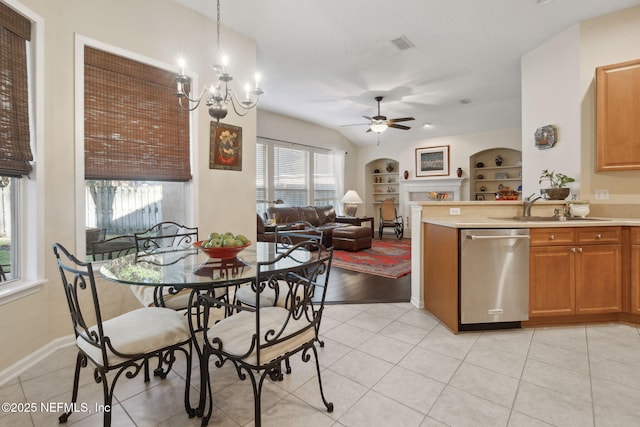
[2,303,640,426]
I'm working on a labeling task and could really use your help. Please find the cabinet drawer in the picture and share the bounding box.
[631,227,640,245]
[530,228,576,246]
[577,227,620,244]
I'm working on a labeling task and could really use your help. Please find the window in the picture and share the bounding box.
[256,138,338,214]
[82,43,191,251]
[0,2,33,284]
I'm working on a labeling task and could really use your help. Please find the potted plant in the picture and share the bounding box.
[538,169,575,200]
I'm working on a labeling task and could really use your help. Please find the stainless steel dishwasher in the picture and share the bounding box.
[460,229,530,325]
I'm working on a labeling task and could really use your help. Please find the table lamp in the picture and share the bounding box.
[341,190,363,217]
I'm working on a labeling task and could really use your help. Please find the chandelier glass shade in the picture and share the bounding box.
[174,0,263,122]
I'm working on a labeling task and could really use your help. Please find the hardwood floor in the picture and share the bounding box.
[320,266,411,304]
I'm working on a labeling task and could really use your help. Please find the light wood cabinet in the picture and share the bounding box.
[596,59,640,171]
[630,228,640,314]
[529,227,622,318]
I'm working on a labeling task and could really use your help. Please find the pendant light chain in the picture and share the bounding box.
[216,0,221,54]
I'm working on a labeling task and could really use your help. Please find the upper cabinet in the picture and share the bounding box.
[596,58,640,171]
[469,148,522,201]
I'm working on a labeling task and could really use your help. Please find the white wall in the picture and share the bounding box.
[521,6,640,203]
[357,128,522,211]
[521,24,582,198]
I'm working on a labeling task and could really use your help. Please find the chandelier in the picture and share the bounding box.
[174,0,263,122]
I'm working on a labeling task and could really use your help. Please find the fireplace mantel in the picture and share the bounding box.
[399,178,465,229]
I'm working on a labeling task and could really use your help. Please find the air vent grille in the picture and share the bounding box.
[391,36,415,51]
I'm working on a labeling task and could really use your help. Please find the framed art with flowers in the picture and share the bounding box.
[210,122,242,171]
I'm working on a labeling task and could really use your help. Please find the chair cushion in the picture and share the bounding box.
[298,206,321,226]
[130,285,226,309]
[78,307,190,366]
[268,206,301,225]
[207,306,315,365]
[315,205,336,224]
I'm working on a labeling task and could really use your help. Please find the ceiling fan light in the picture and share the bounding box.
[370,120,388,133]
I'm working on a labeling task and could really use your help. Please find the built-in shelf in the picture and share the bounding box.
[470,148,522,201]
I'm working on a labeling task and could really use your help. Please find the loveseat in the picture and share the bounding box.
[257,205,348,247]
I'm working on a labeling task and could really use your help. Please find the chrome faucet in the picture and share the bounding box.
[522,193,542,217]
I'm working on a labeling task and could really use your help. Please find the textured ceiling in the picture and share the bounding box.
[174,0,640,146]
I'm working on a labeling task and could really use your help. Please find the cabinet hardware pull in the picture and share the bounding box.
[571,247,576,252]
[596,233,602,239]
[549,234,555,240]
[578,247,583,252]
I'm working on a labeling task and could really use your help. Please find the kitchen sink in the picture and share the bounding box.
[491,216,608,222]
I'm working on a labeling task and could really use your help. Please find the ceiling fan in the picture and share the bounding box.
[359,96,415,134]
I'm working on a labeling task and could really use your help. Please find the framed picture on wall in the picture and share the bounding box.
[415,145,449,177]
[210,122,242,171]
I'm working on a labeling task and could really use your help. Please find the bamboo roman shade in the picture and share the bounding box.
[0,3,33,178]
[84,46,191,181]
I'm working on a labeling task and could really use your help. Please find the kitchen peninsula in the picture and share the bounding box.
[410,201,640,334]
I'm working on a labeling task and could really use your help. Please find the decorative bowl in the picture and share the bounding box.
[193,240,251,259]
[569,201,590,218]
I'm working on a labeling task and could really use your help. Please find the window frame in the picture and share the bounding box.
[256,137,338,211]
[0,0,45,304]
[74,35,199,257]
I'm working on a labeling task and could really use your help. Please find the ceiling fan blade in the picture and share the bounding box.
[389,123,411,130]
[389,117,415,124]
[340,123,369,127]
[362,115,372,121]
[366,128,372,133]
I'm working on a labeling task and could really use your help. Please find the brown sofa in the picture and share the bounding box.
[257,205,347,247]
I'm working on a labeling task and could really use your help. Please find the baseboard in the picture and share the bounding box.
[0,335,75,387]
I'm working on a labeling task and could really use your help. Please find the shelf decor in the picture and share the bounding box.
[210,122,242,171]
[415,145,449,177]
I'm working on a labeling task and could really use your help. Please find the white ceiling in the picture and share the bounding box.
[174,0,640,146]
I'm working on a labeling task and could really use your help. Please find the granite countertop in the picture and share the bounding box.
[423,216,640,228]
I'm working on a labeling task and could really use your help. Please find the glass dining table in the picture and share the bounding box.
[99,241,313,421]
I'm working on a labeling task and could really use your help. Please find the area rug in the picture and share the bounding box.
[332,239,411,279]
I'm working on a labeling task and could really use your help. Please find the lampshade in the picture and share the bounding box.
[341,190,363,204]
[341,190,363,217]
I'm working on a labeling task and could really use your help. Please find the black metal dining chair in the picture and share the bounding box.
[90,234,136,261]
[192,242,334,426]
[132,221,200,310]
[134,221,199,253]
[52,243,193,427]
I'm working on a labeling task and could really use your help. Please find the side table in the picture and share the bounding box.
[335,216,375,238]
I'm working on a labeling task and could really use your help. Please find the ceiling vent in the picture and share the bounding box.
[391,35,415,51]
[459,98,472,105]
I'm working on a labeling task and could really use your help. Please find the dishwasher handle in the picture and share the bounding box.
[466,234,531,241]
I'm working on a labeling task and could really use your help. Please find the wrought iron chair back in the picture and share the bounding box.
[132,222,200,309]
[90,235,136,261]
[379,198,404,240]
[51,243,193,427]
[275,221,325,253]
[134,221,198,253]
[193,242,334,426]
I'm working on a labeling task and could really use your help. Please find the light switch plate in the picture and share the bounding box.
[449,208,461,215]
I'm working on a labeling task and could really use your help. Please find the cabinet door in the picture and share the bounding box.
[575,244,622,314]
[631,245,640,314]
[530,246,575,316]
